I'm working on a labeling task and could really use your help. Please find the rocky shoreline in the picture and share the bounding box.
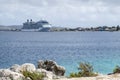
[0,60,120,80]
[0,60,65,80]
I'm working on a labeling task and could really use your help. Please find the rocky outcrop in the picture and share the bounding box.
[52,65,65,76]
[36,69,55,79]
[0,60,66,80]
[0,69,24,80]
[10,63,36,73]
[38,60,65,76]
[38,60,57,71]
[20,63,36,72]
[10,64,21,73]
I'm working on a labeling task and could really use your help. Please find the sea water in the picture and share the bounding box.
[0,31,120,75]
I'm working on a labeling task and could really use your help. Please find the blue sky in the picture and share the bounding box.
[0,0,120,27]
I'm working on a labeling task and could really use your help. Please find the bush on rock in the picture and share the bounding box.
[22,71,44,80]
[113,65,120,74]
[70,62,97,77]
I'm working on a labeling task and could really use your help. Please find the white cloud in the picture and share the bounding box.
[0,0,120,27]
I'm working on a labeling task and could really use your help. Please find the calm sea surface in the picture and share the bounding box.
[0,31,120,75]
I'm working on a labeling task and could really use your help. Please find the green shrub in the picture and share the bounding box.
[70,72,79,77]
[113,65,120,73]
[22,71,45,80]
[70,62,97,77]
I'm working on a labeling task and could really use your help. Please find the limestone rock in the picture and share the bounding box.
[0,77,11,80]
[9,64,21,73]
[0,69,12,77]
[52,65,65,76]
[0,69,24,80]
[38,60,65,76]
[38,60,57,71]
[36,69,55,79]
[20,63,36,72]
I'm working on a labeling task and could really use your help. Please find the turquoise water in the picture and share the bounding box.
[0,31,120,75]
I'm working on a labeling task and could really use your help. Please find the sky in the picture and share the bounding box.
[0,0,120,27]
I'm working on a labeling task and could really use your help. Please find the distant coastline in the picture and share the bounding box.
[0,19,120,32]
[0,26,120,32]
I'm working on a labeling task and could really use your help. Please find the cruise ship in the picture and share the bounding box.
[22,19,52,32]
